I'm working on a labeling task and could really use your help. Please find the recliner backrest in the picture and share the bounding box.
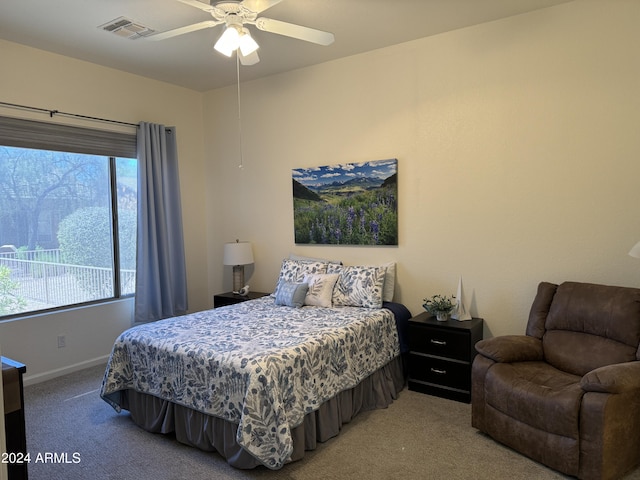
[526,281,640,376]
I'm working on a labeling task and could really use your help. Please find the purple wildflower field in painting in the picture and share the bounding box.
[292,159,398,245]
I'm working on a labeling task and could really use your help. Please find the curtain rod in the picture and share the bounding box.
[0,101,138,128]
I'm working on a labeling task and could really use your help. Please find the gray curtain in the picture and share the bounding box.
[134,122,188,323]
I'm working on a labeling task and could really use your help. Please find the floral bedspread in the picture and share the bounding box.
[100,296,400,469]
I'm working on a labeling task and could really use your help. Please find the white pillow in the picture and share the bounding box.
[381,262,396,302]
[303,273,340,307]
[289,253,342,265]
[327,264,386,309]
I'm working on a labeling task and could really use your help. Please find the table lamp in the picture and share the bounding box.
[629,241,640,259]
[223,240,254,293]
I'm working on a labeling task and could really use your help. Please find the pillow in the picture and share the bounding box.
[289,253,342,265]
[327,264,386,309]
[303,273,340,307]
[273,259,328,296]
[274,281,309,308]
[381,262,396,302]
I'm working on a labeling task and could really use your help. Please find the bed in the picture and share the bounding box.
[100,260,410,470]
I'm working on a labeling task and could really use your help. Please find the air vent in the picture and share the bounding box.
[98,17,155,39]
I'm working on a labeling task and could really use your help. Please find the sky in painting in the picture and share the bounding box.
[293,159,397,187]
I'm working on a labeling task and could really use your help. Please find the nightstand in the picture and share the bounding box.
[408,312,483,403]
[3,356,27,480]
[213,291,269,308]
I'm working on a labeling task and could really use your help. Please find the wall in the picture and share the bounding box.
[204,0,640,338]
[0,40,209,384]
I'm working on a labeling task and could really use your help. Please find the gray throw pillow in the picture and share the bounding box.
[275,281,309,308]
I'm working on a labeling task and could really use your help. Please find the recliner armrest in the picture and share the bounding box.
[580,361,640,393]
[475,335,543,363]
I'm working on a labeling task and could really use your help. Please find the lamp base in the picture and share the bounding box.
[232,265,245,293]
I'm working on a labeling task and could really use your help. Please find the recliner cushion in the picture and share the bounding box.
[544,330,637,377]
[543,282,640,375]
[485,361,582,438]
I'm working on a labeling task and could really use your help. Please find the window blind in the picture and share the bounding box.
[0,115,137,158]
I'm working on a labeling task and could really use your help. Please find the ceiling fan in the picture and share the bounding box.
[150,0,335,65]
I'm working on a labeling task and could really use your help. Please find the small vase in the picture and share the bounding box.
[436,311,449,322]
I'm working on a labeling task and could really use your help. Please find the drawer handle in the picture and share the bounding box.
[431,368,447,375]
[430,339,447,346]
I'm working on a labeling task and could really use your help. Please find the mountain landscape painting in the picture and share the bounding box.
[292,159,398,245]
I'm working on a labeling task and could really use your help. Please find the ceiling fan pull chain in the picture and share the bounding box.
[236,52,244,170]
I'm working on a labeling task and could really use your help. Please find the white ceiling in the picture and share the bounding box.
[0,0,573,92]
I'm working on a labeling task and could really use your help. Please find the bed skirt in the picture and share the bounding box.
[119,355,405,469]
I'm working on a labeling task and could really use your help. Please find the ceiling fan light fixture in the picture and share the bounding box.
[238,28,259,56]
[214,26,240,57]
[158,0,334,66]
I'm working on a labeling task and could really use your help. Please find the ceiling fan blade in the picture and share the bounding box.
[149,20,220,41]
[176,0,216,13]
[255,17,334,46]
[241,0,283,14]
[239,49,260,66]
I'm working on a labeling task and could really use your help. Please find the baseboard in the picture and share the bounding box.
[22,355,110,387]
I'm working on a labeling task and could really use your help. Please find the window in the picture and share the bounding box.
[0,116,137,319]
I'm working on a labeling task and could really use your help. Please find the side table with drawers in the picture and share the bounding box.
[408,312,483,403]
[2,356,28,480]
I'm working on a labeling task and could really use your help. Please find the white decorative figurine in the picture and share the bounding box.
[451,276,472,321]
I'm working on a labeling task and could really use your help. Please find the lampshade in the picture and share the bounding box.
[223,241,254,266]
[238,28,259,56]
[629,241,640,259]
[214,25,259,58]
[214,26,240,57]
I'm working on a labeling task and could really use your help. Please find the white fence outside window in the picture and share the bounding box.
[0,249,134,314]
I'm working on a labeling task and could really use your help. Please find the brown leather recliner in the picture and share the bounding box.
[472,281,640,480]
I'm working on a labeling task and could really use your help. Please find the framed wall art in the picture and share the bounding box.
[292,158,398,245]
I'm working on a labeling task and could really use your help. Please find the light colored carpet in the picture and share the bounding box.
[22,364,640,480]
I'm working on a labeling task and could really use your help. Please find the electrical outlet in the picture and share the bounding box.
[57,335,66,348]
